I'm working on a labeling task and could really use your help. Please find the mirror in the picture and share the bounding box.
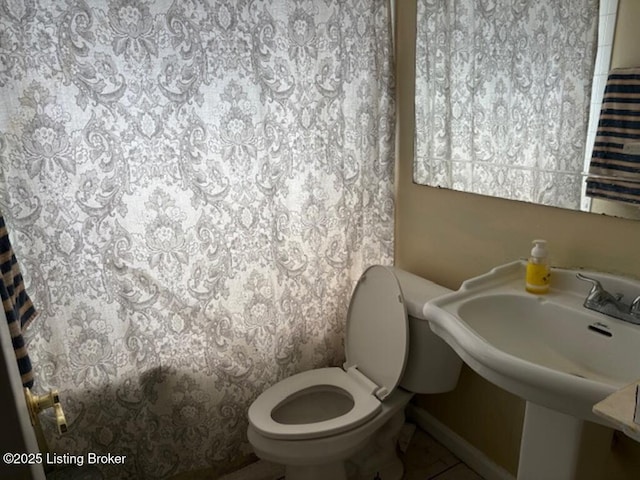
[413,0,640,220]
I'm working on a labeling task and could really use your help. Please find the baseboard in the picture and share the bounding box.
[406,404,516,480]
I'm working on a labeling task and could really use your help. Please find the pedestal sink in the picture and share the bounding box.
[424,261,640,480]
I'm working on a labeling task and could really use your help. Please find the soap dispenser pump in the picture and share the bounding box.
[526,239,550,294]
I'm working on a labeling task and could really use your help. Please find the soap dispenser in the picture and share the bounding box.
[526,239,550,294]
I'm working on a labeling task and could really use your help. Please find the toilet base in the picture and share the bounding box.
[285,462,348,480]
[346,410,405,480]
[247,389,412,480]
[285,456,403,480]
[275,411,406,480]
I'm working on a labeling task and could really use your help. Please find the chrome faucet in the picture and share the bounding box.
[577,273,640,325]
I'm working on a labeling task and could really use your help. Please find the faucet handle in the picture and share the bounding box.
[631,295,640,316]
[576,273,617,305]
[576,273,603,292]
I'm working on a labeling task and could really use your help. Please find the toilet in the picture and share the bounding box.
[247,266,462,480]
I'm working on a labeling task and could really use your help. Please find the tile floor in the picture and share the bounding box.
[217,423,484,480]
[400,425,484,480]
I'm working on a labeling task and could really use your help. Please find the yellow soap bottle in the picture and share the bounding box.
[526,239,550,294]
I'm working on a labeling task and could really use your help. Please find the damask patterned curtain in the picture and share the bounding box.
[0,1,394,478]
[414,0,599,209]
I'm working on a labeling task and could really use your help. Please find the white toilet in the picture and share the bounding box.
[247,266,462,480]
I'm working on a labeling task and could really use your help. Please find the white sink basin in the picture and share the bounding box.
[424,260,640,425]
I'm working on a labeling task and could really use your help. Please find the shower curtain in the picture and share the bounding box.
[0,1,395,478]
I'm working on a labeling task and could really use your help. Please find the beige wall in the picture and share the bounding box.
[395,0,640,477]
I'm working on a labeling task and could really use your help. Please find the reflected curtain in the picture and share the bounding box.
[0,0,394,477]
[414,0,598,209]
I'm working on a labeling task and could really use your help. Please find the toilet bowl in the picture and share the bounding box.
[249,367,382,440]
[247,266,462,480]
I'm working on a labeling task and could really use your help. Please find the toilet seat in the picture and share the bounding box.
[248,266,409,441]
[248,367,382,440]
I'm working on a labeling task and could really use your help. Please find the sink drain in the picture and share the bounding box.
[588,322,612,337]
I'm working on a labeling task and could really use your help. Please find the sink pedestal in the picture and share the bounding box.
[518,402,613,480]
[424,261,640,478]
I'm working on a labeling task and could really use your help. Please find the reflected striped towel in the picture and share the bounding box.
[1,214,36,388]
[586,67,640,204]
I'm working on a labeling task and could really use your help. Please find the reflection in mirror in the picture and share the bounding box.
[413,0,638,218]
[585,67,640,216]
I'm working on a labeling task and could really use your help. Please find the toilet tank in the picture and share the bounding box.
[392,268,462,394]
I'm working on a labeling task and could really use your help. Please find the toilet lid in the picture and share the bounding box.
[344,265,408,399]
